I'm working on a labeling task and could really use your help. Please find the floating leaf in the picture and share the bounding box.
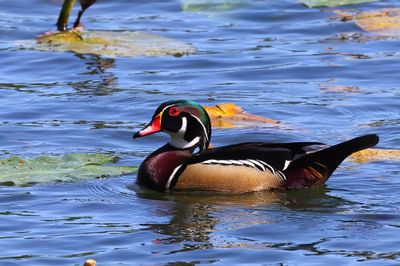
[353,8,400,34]
[181,0,247,12]
[203,103,279,128]
[334,8,400,36]
[350,148,400,163]
[0,153,137,186]
[300,0,376,8]
[31,30,195,57]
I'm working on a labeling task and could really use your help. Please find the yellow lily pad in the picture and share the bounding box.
[335,8,400,35]
[354,8,400,33]
[34,30,196,57]
[203,103,280,128]
[350,148,400,163]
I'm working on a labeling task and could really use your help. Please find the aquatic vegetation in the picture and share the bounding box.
[35,0,195,57]
[35,31,195,57]
[300,0,377,8]
[181,0,248,12]
[57,0,97,31]
[0,154,137,186]
[349,148,400,163]
[335,8,400,35]
[204,103,280,128]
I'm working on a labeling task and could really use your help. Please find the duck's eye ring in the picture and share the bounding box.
[169,107,181,117]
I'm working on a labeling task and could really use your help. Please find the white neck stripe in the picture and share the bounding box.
[190,113,209,143]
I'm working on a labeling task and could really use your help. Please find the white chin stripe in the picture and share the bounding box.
[168,117,200,149]
[169,136,200,149]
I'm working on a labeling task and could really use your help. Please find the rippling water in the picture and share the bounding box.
[1,0,400,265]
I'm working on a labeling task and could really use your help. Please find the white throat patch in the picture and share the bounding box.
[168,117,200,149]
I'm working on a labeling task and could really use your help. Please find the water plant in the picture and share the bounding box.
[57,0,97,31]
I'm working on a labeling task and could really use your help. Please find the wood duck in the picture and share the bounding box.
[133,100,379,192]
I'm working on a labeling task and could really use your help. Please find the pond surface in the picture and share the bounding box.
[1,0,400,265]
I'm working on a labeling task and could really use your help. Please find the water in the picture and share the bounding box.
[1,0,400,265]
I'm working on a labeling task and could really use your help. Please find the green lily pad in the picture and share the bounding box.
[32,30,195,57]
[0,153,137,186]
[181,0,247,12]
[299,0,377,8]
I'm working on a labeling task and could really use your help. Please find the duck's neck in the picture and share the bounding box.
[137,144,193,191]
[168,134,200,150]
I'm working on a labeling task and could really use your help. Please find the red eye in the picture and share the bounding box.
[169,107,181,117]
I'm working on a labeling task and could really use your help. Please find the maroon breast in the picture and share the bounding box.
[138,150,191,190]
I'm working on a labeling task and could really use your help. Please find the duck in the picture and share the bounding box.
[133,100,379,192]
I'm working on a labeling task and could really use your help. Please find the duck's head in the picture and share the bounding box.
[134,100,212,152]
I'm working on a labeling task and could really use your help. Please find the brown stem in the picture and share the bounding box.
[73,0,97,29]
[56,0,77,31]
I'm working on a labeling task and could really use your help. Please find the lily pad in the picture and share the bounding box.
[0,153,137,186]
[353,8,400,34]
[350,148,400,163]
[33,30,196,57]
[182,0,247,12]
[204,103,280,128]
[300,0,376,8]
[334,8,400,36]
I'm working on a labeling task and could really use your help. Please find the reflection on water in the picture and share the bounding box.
[130,184,399,264]
[133,185,353,254]
[70,54,120,96]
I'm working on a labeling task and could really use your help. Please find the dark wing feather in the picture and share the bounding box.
[189,141,325,170]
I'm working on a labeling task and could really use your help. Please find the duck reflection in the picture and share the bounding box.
[134,186,350,246]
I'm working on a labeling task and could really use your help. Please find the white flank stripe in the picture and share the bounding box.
[202,159,219,164]
[201,159,282,177]
[229,160,244,165]
[276,170,286,181]
[248,159,266,171]
[255,160,275,173]
[257,160,269,166]
[238,160,256,168]
[265,164,275,174]
[218,160,234,164]
[199,158,286,182]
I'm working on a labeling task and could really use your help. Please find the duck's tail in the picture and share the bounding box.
[283,134,379,190]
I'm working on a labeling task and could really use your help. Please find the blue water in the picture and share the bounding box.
[1,0,400,265]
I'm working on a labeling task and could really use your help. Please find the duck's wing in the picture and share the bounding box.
[169,141,325,192]
[192,141,327,169]
[169,135,379,192]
